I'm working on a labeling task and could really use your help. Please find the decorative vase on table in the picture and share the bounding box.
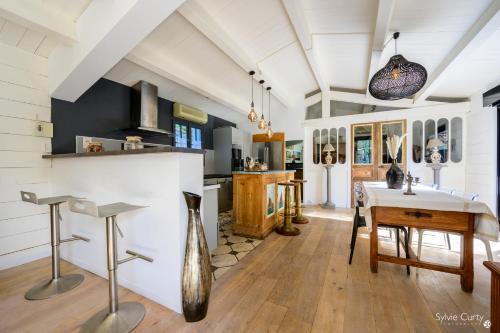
[182,192,212,322]
[386,159,404,189]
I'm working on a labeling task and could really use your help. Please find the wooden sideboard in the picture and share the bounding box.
[232,171,295,239]
[484,261,500,332]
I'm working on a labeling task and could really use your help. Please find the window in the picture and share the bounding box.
[412,121,423,163]
[437,118,449,162]
[313,129,320,164]
[175,123,188,148]
[320,129,328,164]
[306,101,322,120]
[424,119,436,163]
[338,127,346,164]
[329,128,338,164]
[450,117,463,163]
[353,124,373,164]
[190,127,202,149]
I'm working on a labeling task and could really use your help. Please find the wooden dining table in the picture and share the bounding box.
[362,182,498,293]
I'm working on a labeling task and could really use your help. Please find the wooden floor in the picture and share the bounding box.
[0,208,493,333]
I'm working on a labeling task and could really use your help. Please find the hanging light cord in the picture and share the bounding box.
[261,83,264,115]
[383,31,400,54]
[268,89,271,120]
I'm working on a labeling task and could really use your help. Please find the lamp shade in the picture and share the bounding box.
[368,54,427,100]
[323,143,335,152]
[426,138,445,149]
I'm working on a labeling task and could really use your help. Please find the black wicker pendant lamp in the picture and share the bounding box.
[368,32,427,100]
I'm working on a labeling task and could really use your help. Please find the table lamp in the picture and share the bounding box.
[322,143,335,165]
[426,138,444,164]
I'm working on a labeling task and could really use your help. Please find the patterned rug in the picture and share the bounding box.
[211,210,262,280]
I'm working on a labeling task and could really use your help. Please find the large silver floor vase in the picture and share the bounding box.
[182,192,212,322]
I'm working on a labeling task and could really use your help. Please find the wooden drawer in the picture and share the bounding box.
[353,169,373,178]
[374,206,471,232]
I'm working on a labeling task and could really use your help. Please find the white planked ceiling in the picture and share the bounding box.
[0,0,91,58]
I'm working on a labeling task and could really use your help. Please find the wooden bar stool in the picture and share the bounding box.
[290,179,308,224]
[68,199,153,333]
[20,191,90,300]
[275,182,300,236]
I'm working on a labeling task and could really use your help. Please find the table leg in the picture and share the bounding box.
[461,215,474,292]
[370,208,378,273]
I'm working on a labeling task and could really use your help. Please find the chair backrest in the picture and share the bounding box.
[68,199,99,217]
[353,182,364,207]
[463,193,479,201]
[439,187,455,195]
[20,191,38,204]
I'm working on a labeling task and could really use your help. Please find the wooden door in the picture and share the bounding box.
[351,120,406,206]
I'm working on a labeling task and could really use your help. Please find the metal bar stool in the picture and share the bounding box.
[275,182,300,236]
[290,179,308,224]
[68,199,153,333]
[20,191,90,300]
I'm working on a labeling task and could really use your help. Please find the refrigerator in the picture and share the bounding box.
[252,141,284,170]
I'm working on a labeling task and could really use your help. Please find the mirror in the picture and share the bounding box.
[424,119,436,163]
[450,117,463,163]
[338,127,346,164]
[412,121,423,163]
[380,121,403,164]
[353,124,373,164]
[329,128,338,164]
[437,118,449,162]
[320,129,328,164]
[313,129,320,164]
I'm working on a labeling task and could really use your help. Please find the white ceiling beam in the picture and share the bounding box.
[0,0,77,44]
[282,0,328,93]
[414,0,500,103]
[177,0,292,109]
[365,0,396,96]
[49,0,186,102]
[126,53,250,116]
[328,90,444,109]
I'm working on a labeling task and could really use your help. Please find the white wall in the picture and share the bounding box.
[0,44,53,269]
[303,102,470,207]
[465,90,497,215]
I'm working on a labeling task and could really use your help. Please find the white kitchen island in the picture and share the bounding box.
[43,147,203,313]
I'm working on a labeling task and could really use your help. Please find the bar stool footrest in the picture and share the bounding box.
[60,234,90,243]
[25,274,84,300]
[80,302,145,333]
[118,250,154,265]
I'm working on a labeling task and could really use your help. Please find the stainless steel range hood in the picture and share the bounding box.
[131,81,171,135]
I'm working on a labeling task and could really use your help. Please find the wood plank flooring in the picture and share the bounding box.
[0,208,493,332]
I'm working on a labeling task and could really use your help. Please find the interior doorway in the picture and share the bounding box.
[351,120,407,206]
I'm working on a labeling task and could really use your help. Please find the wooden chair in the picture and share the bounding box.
[349,183,410,274]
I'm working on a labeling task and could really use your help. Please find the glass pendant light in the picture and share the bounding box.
[258,80,267,130]
[247,71,257,122]
[266,87,273,138]
[368,32,427,100]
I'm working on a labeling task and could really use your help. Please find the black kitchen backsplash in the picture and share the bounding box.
[51,78,235,154]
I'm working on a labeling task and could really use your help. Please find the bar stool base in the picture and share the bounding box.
[292,216,309,224]
[80,302,145,333]
[320,202,336,209]
[275,225,301,236]
[25,274,84,300]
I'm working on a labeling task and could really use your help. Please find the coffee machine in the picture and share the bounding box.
[231,144,244,171]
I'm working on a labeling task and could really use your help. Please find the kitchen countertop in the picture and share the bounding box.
[42,146,203,159]
[204,174,233,179]
[232,170,296,175]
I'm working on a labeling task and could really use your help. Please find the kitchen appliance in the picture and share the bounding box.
[213,126,251,174]
[204,175,233,213]
[231,144,244,171]
[131,81,171,135]
[252,142,283,170]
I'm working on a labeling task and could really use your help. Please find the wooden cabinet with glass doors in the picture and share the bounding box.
[351,120,407,206]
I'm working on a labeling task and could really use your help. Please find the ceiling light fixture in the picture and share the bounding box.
[258,80,267,130]
[368,32,427,100]
[247,71,257,122]
[266,87,273,139]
